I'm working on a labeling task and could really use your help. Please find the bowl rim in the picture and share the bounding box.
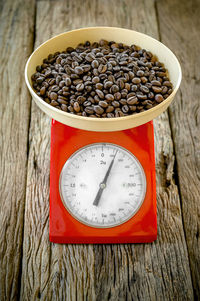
[25,26,182,123]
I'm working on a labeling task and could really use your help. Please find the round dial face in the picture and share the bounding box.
[59,143,146,228]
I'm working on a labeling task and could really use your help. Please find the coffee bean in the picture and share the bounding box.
[40,86,46,95]
[73,79,83,85]
[76,83,84,91]
[119,99,127,105]
[44,98,51,104]
[50,100,59,106]
[129,105,137,111]
[118,79,125,90]
[50,92,58,100]
[85,106,94,114]
[65,77,71,86]
[122,105,129,113]
[163,81,172,87]
[136,93,147,100]
[57,98,67,104]
[155,94,164,103]
[127,96,138,105]
[106,105,115,113]
[96,89,104,99]
[140,85,149,94]
[107,113,114,118]
[92,76,100,84]
[104,81,113,89]
[111,85,119,93]
[94,105,104,115]
[36,77,44,84]
[105,94,114,101]
[61,104,68,111]
[96,83,103,90]
[98,64,107,73]
[91,60,99,68]
[73,102,80,112]
[161,86,168,94]
[152,86,162,93]
[136,70,144,77]
[151,80,161,86]
[112,101,120,108]
[132,77,141,84]
[99,101,108,108]
[74,66,84,75]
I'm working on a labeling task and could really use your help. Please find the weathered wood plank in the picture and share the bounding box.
[0,1,35,300]
[157,0,200,298]
[21,0,194,300]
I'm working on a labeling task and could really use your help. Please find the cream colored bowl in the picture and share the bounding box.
[25,27,181,131]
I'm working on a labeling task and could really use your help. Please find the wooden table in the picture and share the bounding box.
[0,0,199,300]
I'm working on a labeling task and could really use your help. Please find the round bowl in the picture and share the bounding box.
[25,27,182,132]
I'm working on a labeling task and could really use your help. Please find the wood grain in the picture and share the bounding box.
[0,1,35,300]
[157,0,200,298]
[20,0,194,300]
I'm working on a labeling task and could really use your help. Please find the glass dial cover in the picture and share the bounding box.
[59,143,146,228]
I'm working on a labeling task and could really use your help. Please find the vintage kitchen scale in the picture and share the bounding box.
[25,27,181,243]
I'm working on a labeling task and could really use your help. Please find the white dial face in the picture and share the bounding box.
[59,143,146,228]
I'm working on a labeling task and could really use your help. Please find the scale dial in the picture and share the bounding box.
[59,143,146,228]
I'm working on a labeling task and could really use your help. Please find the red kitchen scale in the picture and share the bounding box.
[49,120,157,243]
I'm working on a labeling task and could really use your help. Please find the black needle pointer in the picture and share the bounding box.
[93,150,118,206]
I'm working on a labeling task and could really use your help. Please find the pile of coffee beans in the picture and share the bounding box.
[31,39,173,118]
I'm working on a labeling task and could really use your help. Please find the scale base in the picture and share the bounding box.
[49,120,157,244]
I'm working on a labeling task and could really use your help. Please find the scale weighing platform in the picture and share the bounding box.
[49,120,157,244]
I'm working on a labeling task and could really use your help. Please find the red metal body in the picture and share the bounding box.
[49,120,157,243]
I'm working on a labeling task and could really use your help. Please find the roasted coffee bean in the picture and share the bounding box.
[99,101,108,108]
[85,106,94,114]
[65,77,71,86]
[50,92,58,100]
[74,66,84,75]
[106,105,115,113]
[96,89,104,99]
[104,81,113,89]
[119,99,127,105]
[151,80,161,86]
[94,105,104,115]
[61,104,68,111]
[76,83,84,91]
[161,86,168,94]
[136,70,144,77]
[114,92,121,100]
[152,86,162,93]
[129,105,137,111]
[36,77,44,84]
[111,85,119,93]
[44,98,51,104]
[32,39,173,118]
[96,83,103,90]
[155,94,164,103]
[112,101,120,108]
[40,86,46,95]
[140,85,149,94]
[137,93,147,100]
[105,94,114,101]
[50,100,59,106]
[163,81,172,87]
[122,105,129,113]
[73,102,80,112]
[132,77,141,84]
[107,113,115,118]
[57,98,67,104]
[91,60,99,68]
